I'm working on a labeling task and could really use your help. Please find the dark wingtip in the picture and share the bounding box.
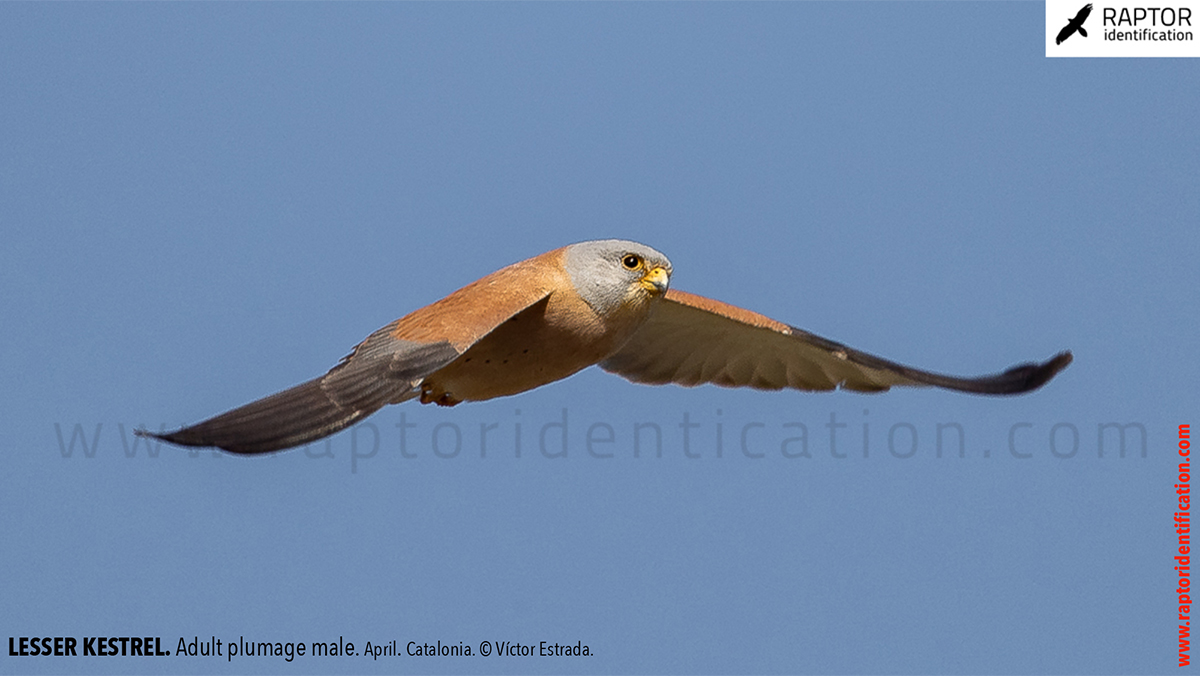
[134,427,170,443]
[134,425,213,449]
[132,376,383,455]
[882,348,1073,396]
[1000,350,1073,394]
[1050,350,1073,370]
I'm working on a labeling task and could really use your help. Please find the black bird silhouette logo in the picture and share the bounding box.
[1057,3,1093,44]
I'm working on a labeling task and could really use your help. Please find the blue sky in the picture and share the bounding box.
[1,3,1195,675]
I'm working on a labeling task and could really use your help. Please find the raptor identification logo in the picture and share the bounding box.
[1046,0,1199,56]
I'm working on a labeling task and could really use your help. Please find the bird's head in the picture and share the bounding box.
[564,239,673,317]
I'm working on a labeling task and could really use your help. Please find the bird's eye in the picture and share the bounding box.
[622,254,642,270]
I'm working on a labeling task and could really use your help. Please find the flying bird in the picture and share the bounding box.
[140,240,1071,455]
[1056,3,1093,44]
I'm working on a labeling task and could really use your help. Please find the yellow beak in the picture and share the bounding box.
[639,266,670,295]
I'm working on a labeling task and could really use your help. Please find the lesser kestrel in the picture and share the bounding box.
[141,240,1071,454]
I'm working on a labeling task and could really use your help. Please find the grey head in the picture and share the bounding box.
[563,239,673,317]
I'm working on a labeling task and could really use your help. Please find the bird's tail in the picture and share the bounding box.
[1079,27,1088,37]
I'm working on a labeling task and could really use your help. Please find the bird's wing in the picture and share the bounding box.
[144,256,563,454]
[143,328,462,455]
[1077,3,1093,21]
[1056,23,1076,44]
[600,289,1071,395]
